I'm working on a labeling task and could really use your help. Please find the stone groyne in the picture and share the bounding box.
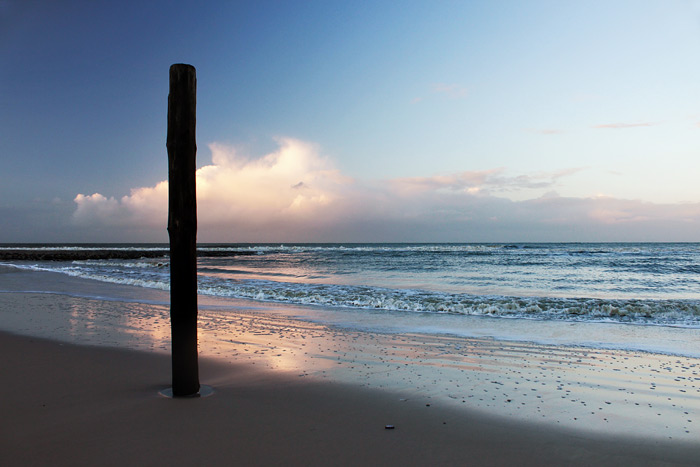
[0,249,255,261]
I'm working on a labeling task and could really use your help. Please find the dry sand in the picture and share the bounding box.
[0,288,699,465]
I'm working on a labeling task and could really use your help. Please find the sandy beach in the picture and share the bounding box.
[1,329,698,466]
[1,284,699,465]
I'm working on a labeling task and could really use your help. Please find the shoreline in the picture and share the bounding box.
[0,287,699,439]
[1,266,700,463]
[3,264,699,359]
[2,330,698,466]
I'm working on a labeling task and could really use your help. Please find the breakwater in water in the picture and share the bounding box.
[0,248,255,261]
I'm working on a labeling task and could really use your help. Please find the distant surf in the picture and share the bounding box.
[3,243,700,328]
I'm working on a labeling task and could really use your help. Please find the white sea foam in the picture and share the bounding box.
[7,260,698,328]
[4,242,700,329]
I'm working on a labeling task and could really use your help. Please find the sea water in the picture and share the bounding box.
[2,243,700,356]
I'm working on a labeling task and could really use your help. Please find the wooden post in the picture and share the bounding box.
[167,63,200,397]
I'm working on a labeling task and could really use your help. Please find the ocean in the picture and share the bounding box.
[2,242,700,356]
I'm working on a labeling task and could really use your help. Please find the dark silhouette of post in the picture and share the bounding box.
[167,63,200,397]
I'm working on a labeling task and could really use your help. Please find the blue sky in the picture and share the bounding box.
[2,0,700,242]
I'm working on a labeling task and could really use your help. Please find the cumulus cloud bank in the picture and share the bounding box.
[73,138,700,242]
[74,139,355,239]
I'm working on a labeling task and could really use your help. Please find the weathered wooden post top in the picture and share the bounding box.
[166,63,200,397]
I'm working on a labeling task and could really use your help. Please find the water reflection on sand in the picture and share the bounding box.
[1,289,699,442]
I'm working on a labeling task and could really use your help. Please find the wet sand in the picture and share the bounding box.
[2,330,699,466]
[0,284,699,464]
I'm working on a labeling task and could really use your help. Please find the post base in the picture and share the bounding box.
[159,385,214,398]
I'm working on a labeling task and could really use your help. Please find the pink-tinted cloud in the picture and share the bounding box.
[593,122,656,129]
[526,128,565,135]
[74,138,353,236]
[433,83,468,99]
[72,139,700,242]
[389,168,583,196]
[73,182,168,228]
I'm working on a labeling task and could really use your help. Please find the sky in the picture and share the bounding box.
[2,0,700,243]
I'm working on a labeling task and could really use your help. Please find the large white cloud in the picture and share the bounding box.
[73,138,358,240]
[73,138,700,242]
[73,182,168,228]
[196,139,353,225]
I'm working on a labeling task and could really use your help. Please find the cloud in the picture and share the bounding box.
[410,83,468,104]
[74,138,355,238]
[593,122,656,129]
[73,182,168,228]
[571,93,601,103]
[72,139,700,242]
[433,83,468,99]
[388,168,582,197]
[526,128,565,135]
